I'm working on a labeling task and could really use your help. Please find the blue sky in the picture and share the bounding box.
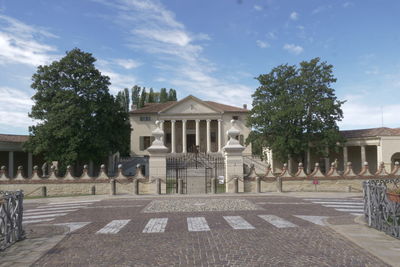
[0,0,399,134]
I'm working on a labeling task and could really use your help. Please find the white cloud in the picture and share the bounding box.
[283,44,304,55]
[0,14,58,66]
[256,40,269,48]
[0,87,34,129]
[100,69,137,94]
[113,58,141,69]
[253,5,262,11]
[289,11,298,20]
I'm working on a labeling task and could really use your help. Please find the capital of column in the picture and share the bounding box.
[171,120,176,123]
[206,119,211,123]
[195,119,200,123]
[182,119,187,123]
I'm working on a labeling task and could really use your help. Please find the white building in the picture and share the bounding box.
[129,95,252,156]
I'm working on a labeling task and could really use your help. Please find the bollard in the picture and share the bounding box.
[234,178,238,193]
[91,185,96,195]
[133,179,139,195]
[256,177,261,193]
[178,178,183,194]
[277,177,282,193]
[110,179,116,195]
[41,186,47,197]
[156,179,161,195]
[211,178,216,194]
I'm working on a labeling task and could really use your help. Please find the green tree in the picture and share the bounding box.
[139,87,147,108]
[168,88,177,101]
[159,88,168,103]
[247,58,345,164]
[148,88,155,103]
[116,88,130,113]
[131,85,141,108]
[24,48,131,169]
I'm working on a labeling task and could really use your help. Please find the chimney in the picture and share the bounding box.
[243,104,247,110]
[131,104,137,111]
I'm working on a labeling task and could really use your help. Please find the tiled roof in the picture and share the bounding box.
[130,100,248,114]
[0,134,29,143]
[341,127,400,138]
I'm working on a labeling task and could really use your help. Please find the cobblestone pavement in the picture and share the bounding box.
[10,195,392,266]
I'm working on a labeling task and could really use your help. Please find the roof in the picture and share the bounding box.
[341,127,400,138]
[130,96,248,114]
[0,134,29,143]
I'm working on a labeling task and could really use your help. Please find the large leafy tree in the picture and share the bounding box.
[247,58,345,163]
[24,48,131,168]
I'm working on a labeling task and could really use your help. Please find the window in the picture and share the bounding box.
[232,116,239,120]
[140,116,151,121]
[140,136,154,151]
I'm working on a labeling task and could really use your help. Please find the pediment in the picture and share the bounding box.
[160,96,221,114]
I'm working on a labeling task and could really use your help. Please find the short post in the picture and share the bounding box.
[256,177,261,193]
[156,179,161,195]
[110,179,116,195]
[234,178,238,193]
[178,178,183,194]
[133,179,139,195]
[277,177,282,192]
[41,186,47,197]
[91,185,96,195]
[211,178,216,194]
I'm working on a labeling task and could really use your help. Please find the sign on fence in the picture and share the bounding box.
[218,176,225,184]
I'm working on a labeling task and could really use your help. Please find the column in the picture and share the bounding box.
[171,120,176,153]
[361,145,366,168]
[195,119,200,148]
[160,120,164,143]
[377,144,382,167]
[182,119,187,153]
[343,146,348,170]
[218,119,222,152]
[206,119,211,153]
[8,151,14,178]
[28,152,33,178]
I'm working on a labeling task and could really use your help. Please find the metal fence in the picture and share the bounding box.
[0,190,25,251]
[363,179,400,239]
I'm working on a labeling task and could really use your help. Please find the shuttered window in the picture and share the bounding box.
[139,136,155,151]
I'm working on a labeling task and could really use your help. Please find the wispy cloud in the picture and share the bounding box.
[0,87,34,129]
[113,58,141,69]
[253,5,262,11]
[289,11,298,20]
[0,14,58,66]
[342,2,354,8]
[93,0,253,106]
[283,43,303,55]
[256,40,269,48]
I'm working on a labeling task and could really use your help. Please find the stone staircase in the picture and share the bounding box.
[243,155,269,175]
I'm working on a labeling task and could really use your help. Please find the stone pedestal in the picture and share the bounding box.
[223,120,245,193]
[147,121,168,194]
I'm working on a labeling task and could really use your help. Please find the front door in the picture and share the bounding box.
[187,134,196,153]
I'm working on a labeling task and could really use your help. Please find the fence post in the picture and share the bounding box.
[178,178,183,194]
[277,177,282,192]
[256,177,261,193]
[41,186,47,197]
[91,185,96,195]
[156,179,161,195]
[110,179,116,195]
[366,181,372,226]
[133,179,139,195]
[234,178,238,193]
[211,178,216,194]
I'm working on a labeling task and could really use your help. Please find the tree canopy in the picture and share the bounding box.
[246,58,345,163]
[116,86,177,110]
[24,48,131,168]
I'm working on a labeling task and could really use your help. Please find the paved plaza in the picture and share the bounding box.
[2,193,399,266]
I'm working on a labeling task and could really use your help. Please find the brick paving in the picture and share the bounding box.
[18,195,388,266]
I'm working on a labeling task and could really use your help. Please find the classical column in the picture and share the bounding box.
[160,120,164,143]
[8,151,14,178]
[377,144,382,167]
[206,119,211,153]
[343,146,348,170]
[182,119,187,153]
[218,119,222,152]
[171,120,176,153]
[361,145,366,168]
[28,152,33,178]
[195,119,200,148]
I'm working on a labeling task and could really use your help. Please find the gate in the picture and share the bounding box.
[166,153,225,194]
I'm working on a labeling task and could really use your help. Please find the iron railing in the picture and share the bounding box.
[363,179,400,239]
[0,190,25,251]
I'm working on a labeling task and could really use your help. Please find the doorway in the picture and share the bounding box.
[187,134,196,153]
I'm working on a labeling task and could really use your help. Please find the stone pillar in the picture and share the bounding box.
[361,145,366,169]
[182,119,187,153]
[343,146,348,171]
[147,121,169,194]
[218,119,222,152]
[28,152,33,178]
[195,119,200,148]
[377,144,382,169]
[206,119,211,153]
[171,120,176,153]
[160,120,164,143]
[223,120,245,193]
[8,151,14,178]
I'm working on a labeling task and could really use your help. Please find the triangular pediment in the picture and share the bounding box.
[159,95,222,114]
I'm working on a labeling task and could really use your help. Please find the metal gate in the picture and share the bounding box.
[166,153,225,194]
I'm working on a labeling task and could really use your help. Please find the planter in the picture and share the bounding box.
[387,192,400,203]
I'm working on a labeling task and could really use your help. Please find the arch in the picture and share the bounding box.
[390,152,400,170]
